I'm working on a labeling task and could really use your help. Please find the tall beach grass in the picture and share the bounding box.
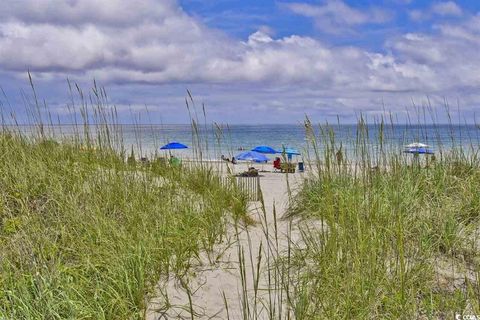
[274,115,480,319]
[1,78,479,319]
[0,81,248,319]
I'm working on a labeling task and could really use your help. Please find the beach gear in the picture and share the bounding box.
[235,151,269,163]
[278,147,301,161]
[273,157,281,171]
[403,142,434,155]
[298,162,304,172]
[252,146,278,154]
[160,142,188,150]
[169,156,182,166]
[281,147,301,155]
[405,142,429,149]
[404,147,434,155]
[280,162,296,173]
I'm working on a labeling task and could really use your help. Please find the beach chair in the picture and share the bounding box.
[273,157,281,172]
[169,156,182,167]
[280,162,295,173]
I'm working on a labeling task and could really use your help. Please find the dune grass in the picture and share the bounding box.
[0,126,247,319]
[1,78,479,319]
[279,118,480,319]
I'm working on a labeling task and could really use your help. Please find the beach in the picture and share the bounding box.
[1,125,479,319]
[3,0,480,317]
[146,161,307,319]
[146,154,480,319]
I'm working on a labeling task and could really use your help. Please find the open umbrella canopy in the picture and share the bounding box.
[405,142,429,148]
[278,147,301,155]
[236,151,269,162]
[404,147,434,155]
[277,147,301,161]
[160,142,188,150]
[403,142,433,154]
[252,145,278,154]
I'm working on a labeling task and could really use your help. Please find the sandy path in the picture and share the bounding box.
[146,163,304,319]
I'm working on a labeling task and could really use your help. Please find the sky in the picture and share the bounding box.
[1,0,480,124]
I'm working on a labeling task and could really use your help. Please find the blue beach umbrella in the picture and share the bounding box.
[236,151,269,163]
[403,142,434,155]
[278,147,301,161]
[160,142,188,150]
[252,145,278,154]
[404,147,434,155]
[282,147,301,155]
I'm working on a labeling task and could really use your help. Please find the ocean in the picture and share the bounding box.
[8,123,480,160]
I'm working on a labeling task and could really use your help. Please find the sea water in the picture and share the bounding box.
[120,124,480,159]
[7,124,480,160]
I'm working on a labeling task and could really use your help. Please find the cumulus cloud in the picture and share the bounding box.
[0,0,478,123]
[432,1,463,17]
[0,0,238,79]
[0,0,179,26]
[285,1,391,34]
[409,1,463,21]
[390,20,480,91]
[0,1,384,87]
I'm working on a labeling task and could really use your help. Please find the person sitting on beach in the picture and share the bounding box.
[221,155,230,162]
[231,157,237,164]
[239,167,258,177]
[247,167,258,176]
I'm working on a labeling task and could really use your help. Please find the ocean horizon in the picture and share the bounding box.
[7,123,480,160]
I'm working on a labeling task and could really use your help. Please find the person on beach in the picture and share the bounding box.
[336,146,343,165]
[231,157,237,164]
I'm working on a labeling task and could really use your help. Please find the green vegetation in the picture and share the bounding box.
[281,119,480,319]
[0,131,247,319]
[0,78,479,319]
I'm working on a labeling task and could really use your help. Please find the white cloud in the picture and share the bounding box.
[0,0,179,26]
[387,19,480,93]
[409,1,463,21]
[0,0,478,123]
[286,1,391,34]
[0,22,107,71]
[432,1,463,17]
[0,4,375,86]
[0,0,235,78]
